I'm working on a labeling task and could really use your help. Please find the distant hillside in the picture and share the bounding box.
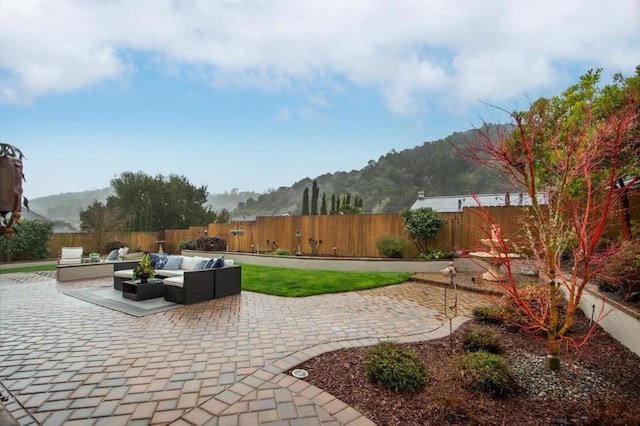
[29,125,513,227]
[29,188,114,229]
[29,187,260,229]
[233,125,514,216]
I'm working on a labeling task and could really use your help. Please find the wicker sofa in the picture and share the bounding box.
[112,255,241,304]
[163,265,241,304]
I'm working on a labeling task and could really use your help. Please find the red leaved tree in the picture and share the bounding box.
[464,69,639,369]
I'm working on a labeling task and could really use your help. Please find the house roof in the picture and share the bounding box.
[410,191,547,212]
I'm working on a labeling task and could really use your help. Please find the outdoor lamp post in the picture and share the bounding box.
[295,229,302,256]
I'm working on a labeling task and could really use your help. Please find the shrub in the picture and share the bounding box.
[454,351,515,397]
[593,239,640,303]
[0,219,53,261]
[419,248,457,260]
[196,236,227,251]
[472,306,504,325]
[375,235,410,258]
[499,284,549,334]
[460,326,501,353]
[272,249,292,256]
[177,239,197,251]
[364,342,428,392]
[105,241,126,253]
[587,394,640,426]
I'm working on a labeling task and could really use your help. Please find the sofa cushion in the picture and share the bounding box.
[163,276,184,288]
[114,269,135,279]
[181,256,206,271]
[156,269,184,278]
[60,247,83,263]
[117,247,129,260]
[164,256,183,270]
[194,259,209,270]
[106,249,119,261]
[223,259,234,267]
[150,253,169,270]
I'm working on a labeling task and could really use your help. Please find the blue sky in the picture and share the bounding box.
[1,1,639,200]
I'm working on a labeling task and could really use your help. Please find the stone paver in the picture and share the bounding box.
[0,271,487,425]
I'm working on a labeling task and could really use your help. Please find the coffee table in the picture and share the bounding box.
[122,278,164,301]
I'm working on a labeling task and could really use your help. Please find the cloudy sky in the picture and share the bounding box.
[1,0,639,200]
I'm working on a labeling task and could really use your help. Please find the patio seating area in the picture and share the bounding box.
[0,270,485,425]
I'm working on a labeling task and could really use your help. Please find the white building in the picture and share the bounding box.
[410,191,547,212]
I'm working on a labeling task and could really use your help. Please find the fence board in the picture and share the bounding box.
[50,196,638,259]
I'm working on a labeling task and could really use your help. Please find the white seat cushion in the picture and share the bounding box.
[180,256,206,271]
[60,247,83,263]
[164,276,184,288]
[114,269,135,278]
[156,269,184,278]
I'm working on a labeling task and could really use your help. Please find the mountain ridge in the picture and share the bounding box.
[28,125,512,227]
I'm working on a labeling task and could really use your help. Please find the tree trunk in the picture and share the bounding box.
[546,277,561,370]
[616,179,632,240]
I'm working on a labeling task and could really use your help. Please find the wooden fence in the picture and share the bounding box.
[50,197,638,258]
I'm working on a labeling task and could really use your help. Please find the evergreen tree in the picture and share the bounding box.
[345,193,351,205]
[311,180,319,215]
[320,193,328,215]
[107,171,216,231]
[330,194,336,214]
[301,188,310,215]
[336,197,341,213]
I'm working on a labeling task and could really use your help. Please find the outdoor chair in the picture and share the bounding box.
[58,247,84,265]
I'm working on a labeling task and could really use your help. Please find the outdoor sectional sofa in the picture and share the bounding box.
[113,255,241,304]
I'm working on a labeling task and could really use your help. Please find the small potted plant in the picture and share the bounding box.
[132,252,155,283]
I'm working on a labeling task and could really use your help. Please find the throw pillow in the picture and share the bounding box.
[106,249,119,261]
[194,259,208,270]
[203,258,216,269]
[213,256,225,268]
[154,255,169,270]
[164,256,183,270]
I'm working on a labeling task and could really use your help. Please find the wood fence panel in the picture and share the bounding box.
[50,201,636,259]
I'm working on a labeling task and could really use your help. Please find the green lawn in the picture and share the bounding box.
[0,264,56,274]
[0,263,412,297]
[240,264,412,297]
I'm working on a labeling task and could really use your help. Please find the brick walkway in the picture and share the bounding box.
[0,272,490,425]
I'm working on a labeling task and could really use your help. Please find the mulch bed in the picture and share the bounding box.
[295,313,640,425]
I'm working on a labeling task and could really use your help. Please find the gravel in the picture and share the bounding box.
[509,350,613,401]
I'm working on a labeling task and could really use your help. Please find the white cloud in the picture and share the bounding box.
[273,107,290,121]
[1,0,638,110]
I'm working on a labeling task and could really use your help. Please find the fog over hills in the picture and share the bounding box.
[28,125,512,229]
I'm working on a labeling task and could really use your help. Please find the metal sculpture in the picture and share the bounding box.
[0,143,28,237]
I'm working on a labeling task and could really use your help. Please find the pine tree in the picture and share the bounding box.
[320,193,328,215]
[330,194,336,215]
[302,188,310,215]
[345,193,351,205]
[311,180,319,215]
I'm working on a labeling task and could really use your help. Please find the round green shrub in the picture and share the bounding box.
[472,306,504,325]
[364,342,428,392]
[454,352,515,397]
[178,239,197,251]
[460,326,501,353]
[271,249,292,256]
[375,235,411,258]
